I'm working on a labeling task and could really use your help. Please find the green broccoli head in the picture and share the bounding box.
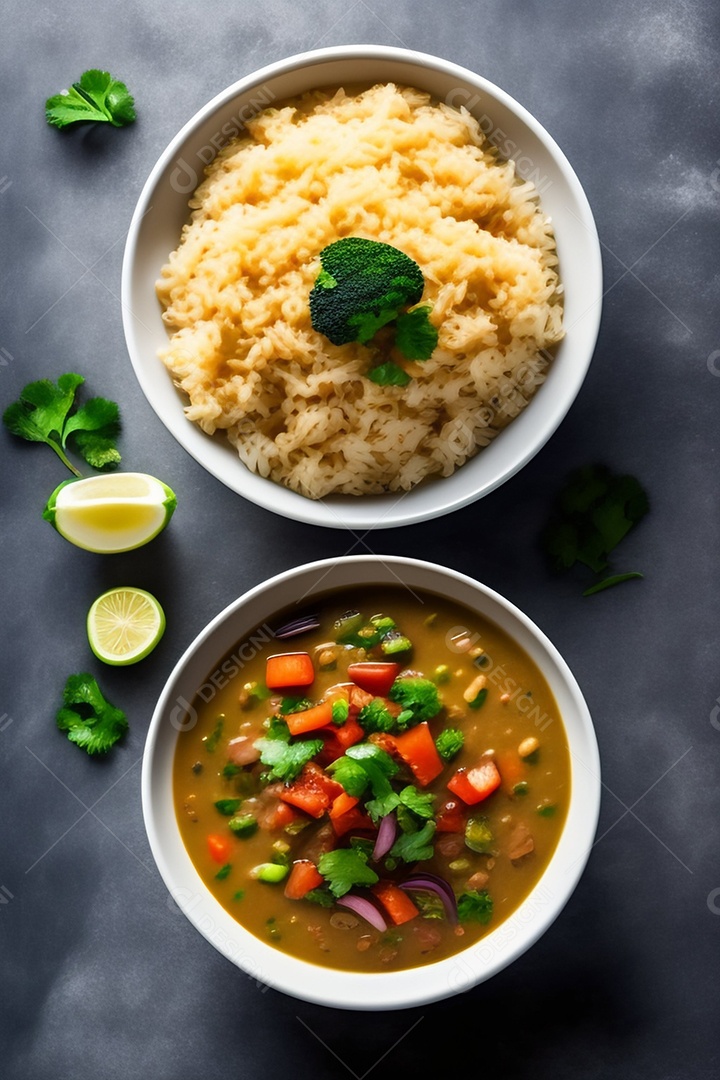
[388,677,442,723]
[309,237,425,347]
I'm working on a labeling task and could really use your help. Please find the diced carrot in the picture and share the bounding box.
[495,750,526,794]
[329,714,365,749]
[390,722,444,786]
[347,662,401,697]
[372,881,420,926]
[207,833,232,864]
[285,699,334,736]
[279,762,343,819]
[330,805,374,837]
[447,760,502,805]
[329,791,359,819]
[436,798,466,833]
[284,859,324,900]
[265,652,315,689]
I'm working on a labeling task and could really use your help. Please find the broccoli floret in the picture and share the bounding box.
[388,677,442,722]
[309,238,425,347]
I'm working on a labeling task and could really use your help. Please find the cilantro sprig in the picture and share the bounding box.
[3,373,121,475]
[317,847,379,898]
[542,465,649,595]
[56,674,128,755]
[45,70,136,129]
[254,718,323,783]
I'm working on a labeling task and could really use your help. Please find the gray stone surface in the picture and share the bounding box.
[1,1,719,1077]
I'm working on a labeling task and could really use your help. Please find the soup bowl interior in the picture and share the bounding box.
[142,556,600,1010]
[122,45,602,530]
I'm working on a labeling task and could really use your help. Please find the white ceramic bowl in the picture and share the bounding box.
[122,45,602,530]
[142,556,600,1010]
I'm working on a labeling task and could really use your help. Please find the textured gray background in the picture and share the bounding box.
[1,1,719,1077]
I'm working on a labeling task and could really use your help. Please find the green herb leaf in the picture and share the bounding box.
[56,673,128,755]
[254,720,324,783]
[205,716,224,753]
[543,465,649,589]
[3,373,121,473]
[317,847,379,898]
[457,889,493,924]
[45,69,136,128]
[389,820,436,863]
[388,677,442,722]
[366,362,411,388]
[278,696,313,715]
[582,572,644,596]
[398,786,435,820]
[214,798,242,816]
[215,863,232,880]
[435,728,464,762]
[395,305,438,360]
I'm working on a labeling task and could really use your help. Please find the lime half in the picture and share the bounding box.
[43,472,177,553]
[87,587,166,665]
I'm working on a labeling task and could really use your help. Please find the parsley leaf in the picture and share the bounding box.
[3,374,121,474]
[357,698,396,734]
[56,673,128,755]
[389,820,436,863]
[388,677,442,722]
[457,889,494,924]
[543,465,648,591]
[394,306,438,360]
[398,786,435,820]
[317,847,379,898]
[45,70,136,129]
[327,755,370,797]
[366,362,411,388]
[254,719,323,783]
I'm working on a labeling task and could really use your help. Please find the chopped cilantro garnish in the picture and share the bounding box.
[317,847,379,898]
[214,798,242,816]
[357,698,396,734]
[55,673,128,755]
[228,814,258,837]
[435,728,464,762]
[394,305,438,360]
[469,688,488,710]
[254,719,323,783]
[330,743,400,822]
[388,677,442,722]
[542,465,649,592]
[222,762,242,778]
[457,889,494,924]
[327,756,370,797]
[389,820,436,863]
[205,716,224,753]
[3,373,121,475]
[366,362,411,387]
[45,69,136,129]
[215,863,232,880]
[279,696,313,715]
[304,887,335,908]
[398,786,435,820]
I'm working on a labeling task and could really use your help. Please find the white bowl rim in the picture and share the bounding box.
[141,554,601,1010]
[121,44,603,530]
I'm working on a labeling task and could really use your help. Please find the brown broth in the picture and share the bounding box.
[173,586,570,972]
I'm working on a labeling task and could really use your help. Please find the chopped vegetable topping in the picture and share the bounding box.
[436,728,464,762]
[457,889,494,924]
[228,814,258,837]
[388,677,442,722]
[389,820,437,863]
[214,798,242,816]
[254,719,324,783]
[318,847,380,898]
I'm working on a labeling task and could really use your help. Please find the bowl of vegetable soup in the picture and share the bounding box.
[142,556,600,1009]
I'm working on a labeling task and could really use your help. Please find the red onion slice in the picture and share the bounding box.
[275,615,320,639]
[372,811,397,861]
[337,893,387,933]
[400,873,458,924]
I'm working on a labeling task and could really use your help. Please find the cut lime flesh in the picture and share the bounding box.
[44,472,177,554]
[87,587,166,665]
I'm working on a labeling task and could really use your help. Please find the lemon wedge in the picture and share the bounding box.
[43,472,177,553]
[87,587,166,665]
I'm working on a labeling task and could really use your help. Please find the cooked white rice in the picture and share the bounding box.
[156,83,563,499]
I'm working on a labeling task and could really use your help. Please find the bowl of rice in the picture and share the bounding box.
[122,45,602,529]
